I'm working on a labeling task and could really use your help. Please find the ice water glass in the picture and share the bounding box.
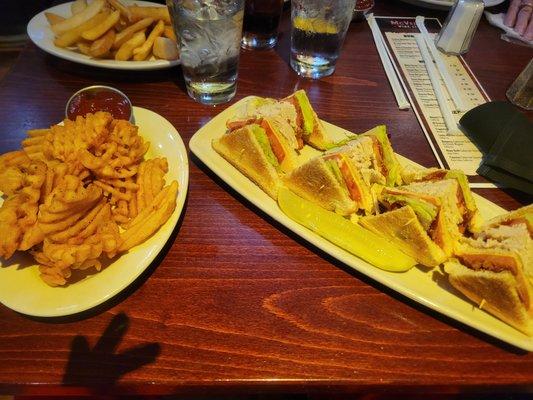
[167,0,245,105]
[290,0,356,79]
[241,0,284,50]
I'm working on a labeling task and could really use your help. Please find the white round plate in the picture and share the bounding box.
[399,0,504,9]
[0,106,189,317]
[27,1,180,71]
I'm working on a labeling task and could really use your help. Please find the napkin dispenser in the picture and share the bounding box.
[459,101,533,195]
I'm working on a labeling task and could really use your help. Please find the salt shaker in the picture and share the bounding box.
[435,0,484,55]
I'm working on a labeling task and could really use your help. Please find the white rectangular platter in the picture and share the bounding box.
[189,96,532,351]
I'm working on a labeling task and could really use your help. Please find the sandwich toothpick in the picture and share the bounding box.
[415,35,459,135]
[415,16,466,112]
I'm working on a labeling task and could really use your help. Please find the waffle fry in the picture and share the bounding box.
[0,112,178,286]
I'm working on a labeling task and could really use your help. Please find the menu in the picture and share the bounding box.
[374,17,494,188]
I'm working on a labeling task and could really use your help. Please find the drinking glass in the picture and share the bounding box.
[241,0,284,50]
[290,0,356,79]
[506,58,533,111]
[167,0,245,105]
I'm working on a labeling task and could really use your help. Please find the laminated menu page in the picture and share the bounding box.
[374,16,494,188]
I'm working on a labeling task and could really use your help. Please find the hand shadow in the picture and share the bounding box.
[62,312,161,387]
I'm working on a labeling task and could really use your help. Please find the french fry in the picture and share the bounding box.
[71,0,87,15]
[54,12,109,48]
[81,9,120,41]
[133,20,164,61]
[107,0,131,22]
[77,41,92,55]
[45,12,66,25]
[163,25,177,42]
[153,37,179,60]
[115,30,146,61]
[48,0,174,63]
[129,6,170,24]
[113,17,153,49]
[89,29,116,58]
[118,181,177,252]
[115,17,128,32]
[51,0,105,35]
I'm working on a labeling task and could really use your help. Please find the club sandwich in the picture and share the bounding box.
[402,167,483,233]
[359,203,448,268]
[281,90,334,150]
[326,125,403,187]
[444,205,533,335]
[394,179,467,246]
[227,90,335,151]
[379,185,455,254]
[227,96,303,151]
[282,152,373,216]
[212,119,298,199]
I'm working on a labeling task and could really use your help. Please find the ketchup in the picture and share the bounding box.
[67,88,131,121]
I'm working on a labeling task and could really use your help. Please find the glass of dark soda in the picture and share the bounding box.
[241,0,284,50]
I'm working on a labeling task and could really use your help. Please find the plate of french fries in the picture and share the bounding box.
[27,0,180,70]
[0,107,189,317]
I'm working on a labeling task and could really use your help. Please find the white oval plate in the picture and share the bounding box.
[190,96,533,352]
[27,1,180,71]
[399,0,504,9]
[0,106,188,317]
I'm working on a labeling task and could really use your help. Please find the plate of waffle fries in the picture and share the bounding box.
[0,107,188,317]
[27,0,180,70]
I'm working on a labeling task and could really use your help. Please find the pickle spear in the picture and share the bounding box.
[278,187,417,272]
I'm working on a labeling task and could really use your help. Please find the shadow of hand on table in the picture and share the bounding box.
[62,312,161,387]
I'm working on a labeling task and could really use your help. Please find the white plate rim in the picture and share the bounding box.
[27,1,180,71]
[398,0,504,8]
[189,96,533,352]
[0,106,189,317]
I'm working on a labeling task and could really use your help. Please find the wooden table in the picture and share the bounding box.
[1,1,532,397]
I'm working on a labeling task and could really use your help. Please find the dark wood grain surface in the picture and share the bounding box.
[1,0,533,396]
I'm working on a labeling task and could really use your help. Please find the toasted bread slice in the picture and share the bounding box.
[484,204,533,235]
[359,206,447,267]
[283,90,333,150]
[445,260,533,336]
[469,220,532,281]
[379,187,456,257]
[401,167,483,233]
[282,156,356,216]
[227,97,302,151]
[327,125,403,187]
[212,125,281,199]
[360,125,402,186]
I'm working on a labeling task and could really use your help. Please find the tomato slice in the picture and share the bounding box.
[371,136,388,178]
[337,155,362,203]
[260,119,286,164]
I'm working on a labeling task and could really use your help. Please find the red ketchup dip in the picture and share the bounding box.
[66,86,132,121]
